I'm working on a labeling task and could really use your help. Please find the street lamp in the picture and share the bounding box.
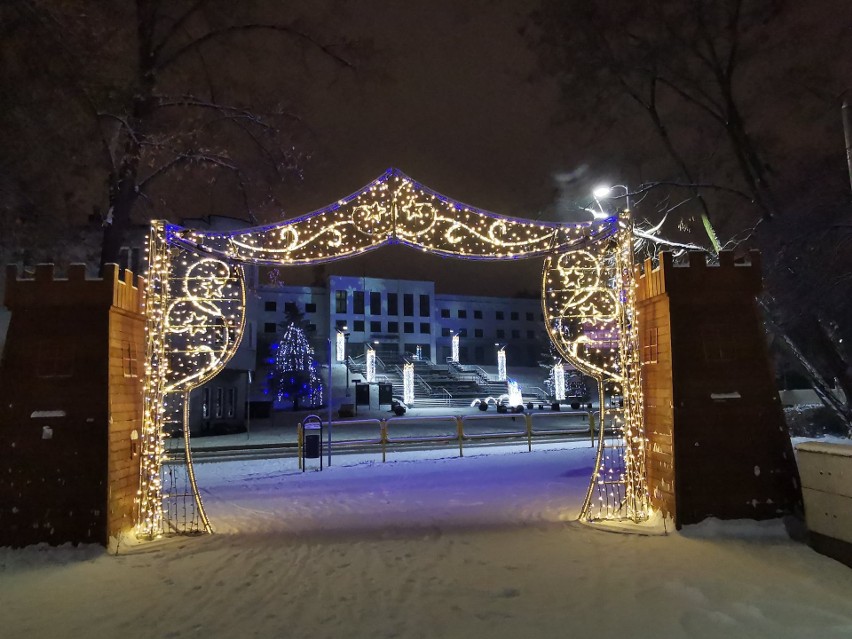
[592,184,630,217]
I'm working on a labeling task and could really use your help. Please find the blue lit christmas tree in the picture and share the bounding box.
[270,323,324,410]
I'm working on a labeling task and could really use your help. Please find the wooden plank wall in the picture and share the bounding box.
[636,258,676,519]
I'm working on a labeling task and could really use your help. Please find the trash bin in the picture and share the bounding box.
[304,423,321,459]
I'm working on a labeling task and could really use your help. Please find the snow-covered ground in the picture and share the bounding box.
[3,441,852,639]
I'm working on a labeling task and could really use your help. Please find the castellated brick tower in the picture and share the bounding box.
[0,264,145,547]
[636,251,802,528]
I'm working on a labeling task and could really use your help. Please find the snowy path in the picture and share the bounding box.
[3,444,852,639]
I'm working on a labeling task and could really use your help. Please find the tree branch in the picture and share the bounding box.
[156,23,353,71]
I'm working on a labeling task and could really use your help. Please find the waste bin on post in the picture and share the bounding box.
[301,414,323,472]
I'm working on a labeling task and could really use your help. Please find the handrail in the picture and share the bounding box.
[436,386,452,405]
[415,373,432,395]
[525,386,549,400]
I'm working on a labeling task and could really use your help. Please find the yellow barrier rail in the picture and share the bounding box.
[297,410,596,465]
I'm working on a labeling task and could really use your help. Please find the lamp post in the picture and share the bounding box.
[592,184,630,217]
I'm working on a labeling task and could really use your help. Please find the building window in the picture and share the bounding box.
[353,320,365,332]
[122,341,139,378]
[370,291,381,315]
[442,328,452,337]
[305,323,317,332]
[371,321,382,333]
[527,330,535,339]
[419,294,430,317]
[496,329,505,338]
[459,328,468,337]
[264,322,277,333]
[226,388,236,418]
[215,387,224,418]
[388,293,398,315]
[526,312,534,321]
[458,309,467,319]
[201,388,210,419]
[335,290,347,314]
[265,301,276,312]
[388,321,399,333]
[420,323,430,334]
[305,303,316,313]
[336,319,348,330]
[353,291,365,315]
[404,322,414,334]
[511,329,520,339]
[474,310,482,319]
[474,328,483,338]
[643,327,659,364]
[284,302,298,316]
[511,312,519,321]
[403,294,414,316]
[441,308,450,318]
[496,311,504,320]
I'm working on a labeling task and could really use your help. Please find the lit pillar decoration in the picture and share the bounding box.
[139,168,650,538]
[507,379,522,407]
[403,362,415,405]
[415,344,422,360]
[336,330,346,362]
[365,347,376,383]
[553,363,566,401]
[497,348,507,381]
[541,207,649,523]
[451,333,459,362]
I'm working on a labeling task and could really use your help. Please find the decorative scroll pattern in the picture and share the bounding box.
[181,169,613,265]
[139,171,649,538]
[139,223,246,537]
[542,212,648,523]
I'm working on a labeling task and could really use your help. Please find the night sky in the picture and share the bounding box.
[260,0,578,297]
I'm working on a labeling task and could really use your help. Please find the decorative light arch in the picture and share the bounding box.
[139,168,648,536]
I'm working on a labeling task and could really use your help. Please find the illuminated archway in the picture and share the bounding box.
[138,168,647,536]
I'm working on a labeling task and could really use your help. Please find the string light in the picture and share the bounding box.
[403,362,414,405]
[553,363,566,401]
[365,347,376,383]
[507,379,522,407]
[497,347,507,381]
[451,333,459,363]
[336,330,346,362]
[139,170,649,538]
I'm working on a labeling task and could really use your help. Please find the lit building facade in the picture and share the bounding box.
[190,270,549,431]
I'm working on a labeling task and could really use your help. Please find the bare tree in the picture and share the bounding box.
[0,0,359,270]
[529,0,852,433]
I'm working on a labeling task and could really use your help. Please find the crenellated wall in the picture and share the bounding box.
[636,251,801,527]
[0,264,145,547]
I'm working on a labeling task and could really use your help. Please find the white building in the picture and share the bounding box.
[191,263,549,432]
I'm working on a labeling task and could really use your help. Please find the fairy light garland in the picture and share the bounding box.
[365,347,376,383]
[497,348,507,381]
[403,362,414,405]
[507,379,522,407]
[138,170,649,538]
[553,363,566,401]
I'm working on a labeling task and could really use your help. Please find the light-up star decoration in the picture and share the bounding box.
[139,169,648,538]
